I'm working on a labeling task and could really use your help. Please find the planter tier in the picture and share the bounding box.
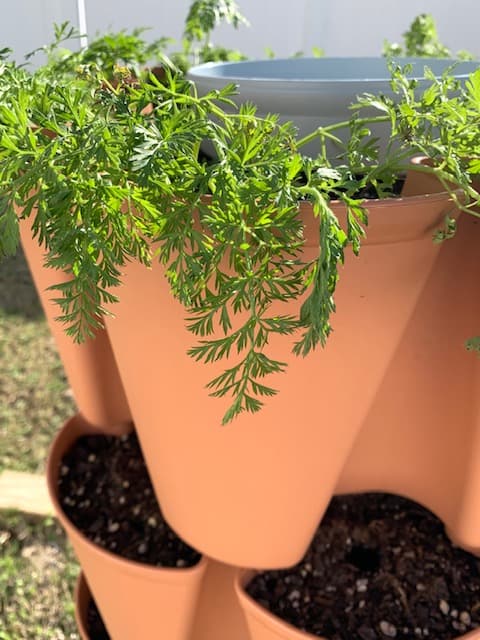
[236,572,480,640]
[58,419,480,640]
[47,415,207,640]
[18,215,132,433]
[74,563,480,640]
[103,171,480,568]
[75,565,251,640]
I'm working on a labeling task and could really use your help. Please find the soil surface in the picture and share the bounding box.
[247,493,480,640]
[87,598,110,640]
[57,431,201,568]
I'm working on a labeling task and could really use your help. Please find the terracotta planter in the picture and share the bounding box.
[192,561,250,640]
[75,562,250,640]
[47,414,208,640]
[404,155,480,209]
[102,169,480,568]
[335,164,480,555]
[18,216,131,433]
[236,571,480,640]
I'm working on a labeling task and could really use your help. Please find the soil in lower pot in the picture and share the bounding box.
[247,493,480,640]
[57,430,201,567]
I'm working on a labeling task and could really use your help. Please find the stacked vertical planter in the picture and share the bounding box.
[25,169,480,639]
[12,55,480,640]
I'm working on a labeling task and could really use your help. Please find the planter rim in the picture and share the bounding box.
[47,414,208,584]
[188,57,478,86]
[177,179,459,248]
[290,185,460,247]
[333,187,460,210]
[235,570,480,640]
[235,569,325,639]
[200,184,459,209]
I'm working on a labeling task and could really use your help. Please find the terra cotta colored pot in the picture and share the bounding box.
[102,169,480,568]
[18,216,131,433]
[47,414,208,640]
[76,562,251,640]
[235,571,480,640]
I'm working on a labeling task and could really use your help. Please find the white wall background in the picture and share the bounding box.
[301,0,480,58]
[2,0,79,63]
[2,0,479,63]
[84,0,480,59]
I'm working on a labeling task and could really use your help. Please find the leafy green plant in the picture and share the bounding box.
[173,0,249,70]
[383,13,474,60]
[0,49,479,422]
[23,0,250,83]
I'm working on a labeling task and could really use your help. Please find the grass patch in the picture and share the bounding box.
[0,510,79,640]
[0,251,80,638]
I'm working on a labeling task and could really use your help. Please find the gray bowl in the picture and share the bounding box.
[188,57,479,157]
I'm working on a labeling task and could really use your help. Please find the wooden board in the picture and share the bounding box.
[0,470,54,516]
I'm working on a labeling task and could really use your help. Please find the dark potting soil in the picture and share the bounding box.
[87,598,110,640]
[58,431,201,568]
[247,493,480,640]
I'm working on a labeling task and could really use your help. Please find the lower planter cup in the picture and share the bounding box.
[236,493,480,640]
[76,564,251,640]
[47,415,207,640]
[74,573,109,640]
[237,583,480,640]
[237,578,480,640]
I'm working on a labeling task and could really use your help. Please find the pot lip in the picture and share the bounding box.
[200,175,458,246]
[234,569,480,640]
[188,57,478,85]
[46,414,208,582]
[200,156,460,210]
[200,183,458,212]
[234,569,320,639]
[267,186,461,246]
[329,188,458,211]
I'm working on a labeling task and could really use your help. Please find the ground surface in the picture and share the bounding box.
[0,510,79,640]
[0,250,79,639]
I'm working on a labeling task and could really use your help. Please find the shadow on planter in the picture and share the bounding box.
[47,415,207,640]
[74,573,108,640]
[335,205,480,553]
